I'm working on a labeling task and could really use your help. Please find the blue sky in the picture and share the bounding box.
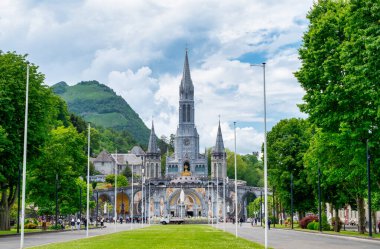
[0,0,313,154]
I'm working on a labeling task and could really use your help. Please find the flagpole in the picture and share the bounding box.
[114,149,118,232]
[263,62,268,249]
[234,121,238,238]
[20,63,29,249]
[86,123,90,237]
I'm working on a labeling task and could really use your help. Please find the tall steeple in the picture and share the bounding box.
[179,50,194,101]
[214,119,225,153]
[147,121,159,154]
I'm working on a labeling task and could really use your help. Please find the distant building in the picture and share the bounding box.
[93,51,261,220]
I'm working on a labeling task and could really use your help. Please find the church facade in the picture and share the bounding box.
[93,52,261,221]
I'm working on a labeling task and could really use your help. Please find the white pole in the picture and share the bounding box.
[114,149,118,232]
[234,121,238,238]
[131,164,134,229]
[141,168,144,228]
[223,177,226,231]
[86,123,90,237]
[207,182,209,224]
[20,63,29,249]
[148,181,151,224]
[263,63,268,249]
[211,182,214,226]
[217,116,220,226]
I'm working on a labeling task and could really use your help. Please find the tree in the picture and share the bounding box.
[0,52,59,230]
[266,118,314,218]
[105,174,129,187]
[28,126,87,215]
[295,0,380,233]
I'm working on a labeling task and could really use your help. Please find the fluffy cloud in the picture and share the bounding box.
[0,0,313,154]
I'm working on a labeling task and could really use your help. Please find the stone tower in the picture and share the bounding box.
[166,51,207,177]
[211,120,227,179]
[145,121,161,178]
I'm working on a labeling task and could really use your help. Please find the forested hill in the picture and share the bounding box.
[51,80,150,146]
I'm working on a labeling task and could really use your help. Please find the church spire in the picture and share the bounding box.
[147,120,159,154]
[214,119,225,153]
[179,50,194,100]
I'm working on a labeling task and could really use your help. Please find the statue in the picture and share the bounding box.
[181,164,192,176]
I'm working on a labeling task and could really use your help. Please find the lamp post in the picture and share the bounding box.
[216,163,219,225]
[86,123,90,237]
[272,188,275,228]
[121,188,124,221]
[20,63,29,249]
[114,149,118,232]
[131,164,134,228]
[318,164,322,232]
[79,186,82,220]
[148,180,151,224]
[366,138,372,237]
[223,176,227,231]
[55,173,59,230]
[291,172,294,230]
[251,62,268,248]
[260,191,263,227]
[17,163,21,234]
[96,190,99,227]
[142,168,145,227]
[233,121,238,238]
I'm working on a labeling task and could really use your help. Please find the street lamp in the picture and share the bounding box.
[131,164,134,228]
[216,163,219,225]
[291,172,294,230]
[366,138,372,237]
[86,123,90,237]
[318,163,322,232]
[114,149,118,232]
[260,191,263,227]
[96,190,99,227]
[233,121,238,238]
[251,62,268,249]
[142,168,145,227]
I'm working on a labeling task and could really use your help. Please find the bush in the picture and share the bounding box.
[299,215,318,229]
[307,221,317,230]
[24,223,38,229]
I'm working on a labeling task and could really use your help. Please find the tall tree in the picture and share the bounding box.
[295,0,380,233]
[28,126,87,215]
[266,118,314,218]
[0,52,58,230]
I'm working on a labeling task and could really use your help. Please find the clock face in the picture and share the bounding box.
[183,138,190,146]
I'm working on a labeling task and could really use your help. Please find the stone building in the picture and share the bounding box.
[93,51,261,221]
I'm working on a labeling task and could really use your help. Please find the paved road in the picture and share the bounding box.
[215,223,380,249]
[0,223,148,249]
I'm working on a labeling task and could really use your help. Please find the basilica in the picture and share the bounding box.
[93,52,261,221]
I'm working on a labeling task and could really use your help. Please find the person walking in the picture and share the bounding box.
[76,218,81,231]
[100,217,104,229]
[70,218,75,231]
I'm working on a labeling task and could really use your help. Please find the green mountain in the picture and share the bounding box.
[52,80,150,146]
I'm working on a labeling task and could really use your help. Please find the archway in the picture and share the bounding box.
[116,192,129,217]
[168,188,204,217]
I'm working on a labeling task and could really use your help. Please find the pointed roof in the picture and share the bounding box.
[147,121,159,154]
[180,50,194,97]
[213,120,225,153]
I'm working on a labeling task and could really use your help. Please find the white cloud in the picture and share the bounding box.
[0,0,313,154]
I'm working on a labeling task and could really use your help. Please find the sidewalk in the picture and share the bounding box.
[0,223,148,249]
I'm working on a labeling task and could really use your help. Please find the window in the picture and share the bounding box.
[187,105,191,122]
[182,104,186,122]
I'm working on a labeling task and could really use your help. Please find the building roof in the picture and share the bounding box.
[147,121,160,154]
[93,150,114,162]
[179,50,194,99]
[129,146,146,155]
[212,120,225,154]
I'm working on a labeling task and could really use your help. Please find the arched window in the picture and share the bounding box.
[182,104,186,122]
[187,105,191,122]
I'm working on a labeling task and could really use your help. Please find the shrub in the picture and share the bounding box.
[307,221,317,230]
[299,215,318,229]
[24,223,38,229]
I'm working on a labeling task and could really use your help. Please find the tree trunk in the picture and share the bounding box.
[357,197,366,234]
[0,190,10,230]
[372,210,377,234]
[334,207,339,232]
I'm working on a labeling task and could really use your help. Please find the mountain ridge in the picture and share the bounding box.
[51,80,150,146]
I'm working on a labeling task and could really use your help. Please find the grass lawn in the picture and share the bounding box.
[31,225,266,249]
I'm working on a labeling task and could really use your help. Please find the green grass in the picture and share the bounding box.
[31,225,265,249]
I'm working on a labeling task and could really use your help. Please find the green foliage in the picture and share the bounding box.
[266,118,315,215]
[307,221,317,230]
[51,80,150,146]
[295,0,380,233]
[105,174,129,187]
[0,51,60,229]
[226,150,263,187]
[24,223,38,229]
[28,126,87,215]
[122,166,132,178]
